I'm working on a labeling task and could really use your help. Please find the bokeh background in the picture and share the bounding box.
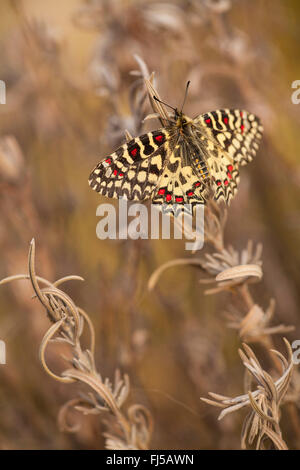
[0,0,299,449]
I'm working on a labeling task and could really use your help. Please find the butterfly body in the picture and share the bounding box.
[89,108,263,215]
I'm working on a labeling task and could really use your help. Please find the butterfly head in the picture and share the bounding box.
[174,110,193,129]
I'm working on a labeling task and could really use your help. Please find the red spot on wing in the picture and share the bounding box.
[240,124,245,134]
[175,197,183,203]
[224,117,228,124]
[158,188,165,195]
[227,172,232,179]
[194,182,201,187]
[205,118,211,124]
[119,173,124,177]
[155,134,164,143]
[224,179,229,186]
[105,158,112,164]
[216,180,222,186]
[187,191,194,196]
[166,194,172,202]
[227,165,233,172]
[130,147,138,157]
[113,169,118,176]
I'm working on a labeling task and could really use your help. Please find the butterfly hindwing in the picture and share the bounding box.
[207,153,240,204]
[152,143,209,215]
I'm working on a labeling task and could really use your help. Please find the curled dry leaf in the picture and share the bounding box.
[215,264,262,282]
[148,258,204,291]
[226,301,294,342]
[201,339,293,450]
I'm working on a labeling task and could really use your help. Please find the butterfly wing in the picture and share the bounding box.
[89,130,173,201]
[89,127,209,216]
[152,141,209,215]
[194,109,263,203]
[89,108,263,211]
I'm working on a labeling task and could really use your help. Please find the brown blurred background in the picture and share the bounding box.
[0,0,299,449]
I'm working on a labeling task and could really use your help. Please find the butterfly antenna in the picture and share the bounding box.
[153,96,177,113]
[180,80,190,113]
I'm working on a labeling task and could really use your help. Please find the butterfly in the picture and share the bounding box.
[89,89,263,216]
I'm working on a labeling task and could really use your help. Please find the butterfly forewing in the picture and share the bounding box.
[195,108,263,165]
[89,129,172,201]
[194,108,263,204]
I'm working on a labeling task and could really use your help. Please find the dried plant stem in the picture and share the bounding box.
[0,239,153,450]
